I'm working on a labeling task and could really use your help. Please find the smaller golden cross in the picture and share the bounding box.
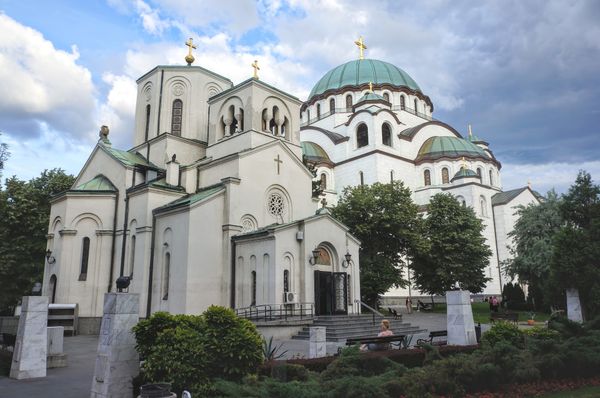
[527,179,531,189]
[468,124,473,138]
[369,82,373,92]
[461,156,467,169]
[252,60,260,79]
[354,36,367,60]
[185,38,197,65]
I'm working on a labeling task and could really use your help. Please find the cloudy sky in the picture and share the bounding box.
[1,0,599,193]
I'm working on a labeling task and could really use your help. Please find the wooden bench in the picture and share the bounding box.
[417,330,447,346]
[490,312,518,323]
[346,334,407,350]
[417,300,433,311]
[387,307,401,320]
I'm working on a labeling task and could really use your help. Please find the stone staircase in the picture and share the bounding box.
[291,314,425,342]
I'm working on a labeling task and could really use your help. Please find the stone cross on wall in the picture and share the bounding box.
[274,154,283,175]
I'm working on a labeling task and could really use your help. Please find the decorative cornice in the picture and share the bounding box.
[344,108,404,127]
[136,226,153,233]
[59,229,77,236]
[335,149,415,167]
[300,126,349,145]
[96,229,114,236]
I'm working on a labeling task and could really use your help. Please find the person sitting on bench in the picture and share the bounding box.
[417,300,432,311]
[361,319,393,351]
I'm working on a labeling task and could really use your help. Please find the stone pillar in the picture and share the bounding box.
[566,288,584,323]
[10,296,48,379]
[309,326,326,358]
[91,293,140,398]
[446,290,477,346]
[47,326,67,368]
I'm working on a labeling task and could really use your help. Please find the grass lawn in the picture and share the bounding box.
[429,301,550,324]
[541,385,600,397]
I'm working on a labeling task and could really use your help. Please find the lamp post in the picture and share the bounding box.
[341,251,353,268]
[45,250,56,265]
[308,248,320,265]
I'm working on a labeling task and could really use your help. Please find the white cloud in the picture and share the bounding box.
[135,0,171,35]
[0,13,96,140]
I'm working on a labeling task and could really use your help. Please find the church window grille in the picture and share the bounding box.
[442,168,449,184]
[320,173,327,190]
[329,98,335,113]
[171,99,183,136]
[357,123,368,148]
[251,271,257,306]
[267,193,285,217]
[383,92,390,102]
[359,171,364,186]
[241,216,257,233]
[424,170,431,186]
[162,252,170,300]
[283,270,289,293]
[414,99,418,113]
[129,235,136,277]
[144,105,151,142]
[400,95,406,110]
[346,95,353,110]
[79,237,90,281]
[489,170,494,186]
[382,123,392,146]
[316,103,321,118]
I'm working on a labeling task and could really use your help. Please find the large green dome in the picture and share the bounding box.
[416,136,488,162]
[308,59,421,100]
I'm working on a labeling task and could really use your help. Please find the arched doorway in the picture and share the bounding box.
[313,246,348,315]
[48,274,57,304]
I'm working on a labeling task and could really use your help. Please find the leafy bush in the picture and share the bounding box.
[269,363,310,382]
[132,306,263,396]
[523,326,561,341]
[320,345,404,381]
[549,315,585,338]
[481,321,524,348]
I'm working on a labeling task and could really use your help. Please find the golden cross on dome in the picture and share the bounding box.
[461,156,467,169]
[354,36,367,60]
[251,60,260,79]
[185,38,197,65]
[369,82,373,92]
[468,124,473,138]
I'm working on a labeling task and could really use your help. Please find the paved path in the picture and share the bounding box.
[0,312,483,396]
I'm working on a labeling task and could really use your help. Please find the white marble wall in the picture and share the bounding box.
[566,288,584,323]
[309,327,326,358]
[10,296,48,379]
[446,290,477,346]
[90,293,140,398]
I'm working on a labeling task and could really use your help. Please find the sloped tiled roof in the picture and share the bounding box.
[73,174,117,191]
[102,146,161,170]
[491,187,529,206]
[154,183,225,214]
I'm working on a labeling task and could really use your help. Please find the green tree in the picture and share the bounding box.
[331,181,426,307]
[502,190,562,310]
[411,193,492,295]
[0,132,9,179]
[551,171,600,319]
[0,169,75,314]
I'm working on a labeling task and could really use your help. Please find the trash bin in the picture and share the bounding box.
[139,383,175,398]
[475,322,482,343]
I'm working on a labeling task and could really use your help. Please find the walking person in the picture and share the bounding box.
[405,297,412,314]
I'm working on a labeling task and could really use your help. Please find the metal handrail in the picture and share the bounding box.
[235,302,314,322]
[354,299,385,325]
[301,104,434,127]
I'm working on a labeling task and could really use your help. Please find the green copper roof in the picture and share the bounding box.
[74,175,117,191]
[102,146,161,170]
[301,141,331,163]
[491,187,529,206]
[154,183,225,214]
[357,92,387,103]
[452,168,479,181]
[308,59,421,99]
[416,136,488,162]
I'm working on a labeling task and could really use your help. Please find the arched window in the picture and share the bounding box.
[489,170,494,186]
[329,98,335,113]
[346,94,353,109]
[400,95,406,110]
[414,99,418,113]
[306,109,310,122]
[357,123,368,148]
[320,173,327,190]
[251,271,257,306]
[424,170,431,186]
[49,274,57,304]
[283,270,289,293]
[359,171,364,186]
[162,252,170,300]
[144,104,151,141]
[390,170,394,183]
[171,99,182,136]
[480,196,488,217]
[315,247,332,265]
[79,237,90,281]
[477,168,482,178]
[442,168,449,184]
[129,235,136,277]
[382,123,392,146]
[316,103,321,118]
[383,92,390,102]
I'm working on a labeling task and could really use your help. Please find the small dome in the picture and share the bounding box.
[452,167,480,182]
[416,136,488,162]
[308,59,421,100]
[301,141,331,164]
[356,92,387,104]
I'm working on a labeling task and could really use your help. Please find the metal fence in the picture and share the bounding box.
[235,303,314,322]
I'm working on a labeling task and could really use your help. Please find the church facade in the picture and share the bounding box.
[42,40,539,324]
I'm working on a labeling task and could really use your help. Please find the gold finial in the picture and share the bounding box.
[251,60,260,79]
[461,156,467,170]
[468,124,473,138]
[354,36,367,60]
[368,82,373,92]
[185,38,197,65]
[527,179,531,189]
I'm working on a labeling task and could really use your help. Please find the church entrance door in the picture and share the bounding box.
[314,271,347,316]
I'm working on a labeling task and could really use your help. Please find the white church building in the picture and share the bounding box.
[43,40,538,328]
